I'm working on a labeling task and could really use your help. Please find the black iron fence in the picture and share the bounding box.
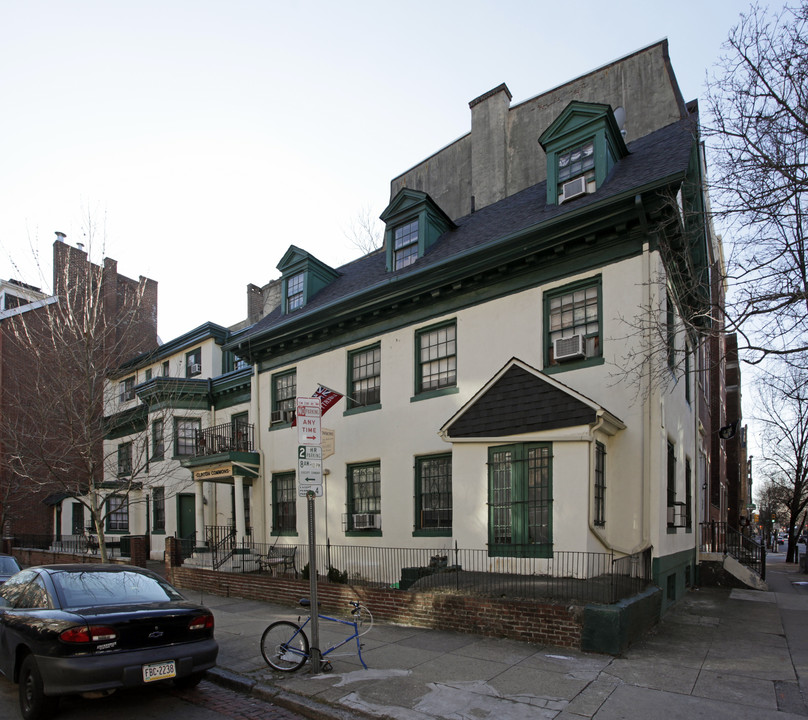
[699,521,765,580]
[226,540,652,605]
[7,533,143,558]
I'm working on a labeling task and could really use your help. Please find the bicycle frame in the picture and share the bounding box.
[298,610,368,669]
[273,606,369,670]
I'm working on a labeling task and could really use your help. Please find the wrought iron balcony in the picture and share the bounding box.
[193,422,254,456]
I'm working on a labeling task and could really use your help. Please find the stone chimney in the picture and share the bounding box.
[469,83,512,212]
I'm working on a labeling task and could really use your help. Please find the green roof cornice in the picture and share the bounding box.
[113,322,231,377]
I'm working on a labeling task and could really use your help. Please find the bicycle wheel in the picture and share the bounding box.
[261,621,309,671]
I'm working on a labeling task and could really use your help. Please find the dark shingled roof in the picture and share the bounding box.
[444,364,597,438]
[241,117,696,343]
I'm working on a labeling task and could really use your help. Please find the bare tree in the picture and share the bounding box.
[0,227,161,561]
[754,361,808,562]
[343,204,384,256]
[705,1,808,365]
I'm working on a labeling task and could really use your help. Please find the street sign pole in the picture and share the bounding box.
[296,397,323,674]
[307,490,321,674]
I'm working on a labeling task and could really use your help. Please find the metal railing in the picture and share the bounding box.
[8,533,135,558]
[207,540,653,606]
[699,521,765,580]
[193,422,254,456]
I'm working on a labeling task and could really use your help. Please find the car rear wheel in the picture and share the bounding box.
[19,655,59,720]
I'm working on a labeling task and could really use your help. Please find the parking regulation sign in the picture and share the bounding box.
[298,445,323,496]
[296,397,321,445]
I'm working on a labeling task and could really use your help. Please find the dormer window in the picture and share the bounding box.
[539,102,629,207]
[276,246,340,316]
[380,189,455,273]
[393,221,419,270]
[286,272,304,312]
[558,141,595,185]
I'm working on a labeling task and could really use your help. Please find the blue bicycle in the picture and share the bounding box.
[260,598,373,672]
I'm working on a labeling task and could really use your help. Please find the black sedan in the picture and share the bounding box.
[0,564,218,720]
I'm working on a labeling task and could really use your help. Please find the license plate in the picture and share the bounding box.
[142,660,176,683]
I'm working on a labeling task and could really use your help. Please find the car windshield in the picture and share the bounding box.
[0,557,20,574]
[51,570,185,607]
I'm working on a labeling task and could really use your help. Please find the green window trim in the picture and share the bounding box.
[105,494,129,533]
[185,348,202,378]
[117,442,133,477]
[152,487,165,532]
[346,462,382,536]
[488,443,553,558]
[271,473,297,536]
[151,420,165,461]
[413,453,452,537]
[286,272,305,312]
[543,277,603,372]
[270,369,296,427]
[414,320,457,396]
[594,441,606,527]
[347,344,381,410]
[174,416,201,457]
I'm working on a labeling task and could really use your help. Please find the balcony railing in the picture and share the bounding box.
[193,422,254,456]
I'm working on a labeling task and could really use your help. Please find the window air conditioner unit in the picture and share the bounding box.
[667,502,687,528]
[554,334,585,361]
[561,176,587,203]
[190,363,202,375]
[283,410,295,423]
[270,411,281,424]
[353,513,380,530]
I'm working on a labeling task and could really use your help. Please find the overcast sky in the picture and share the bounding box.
[0,0,783,341]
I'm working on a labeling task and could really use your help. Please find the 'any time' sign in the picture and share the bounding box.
[296,396,321,446]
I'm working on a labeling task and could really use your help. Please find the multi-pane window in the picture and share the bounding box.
[349,345,380,408]
[186,348,201,377]
[272,371,296,423]
[685,458,692,530]
[117,442,132,477]
[152,421,164,461]
[393,220,419,270]
[415,455,452,533]
[489,443,552,557]
[594,442,606,527]
[119,376,135,402]
[667,440,677,526]
[557,140,595,184]
[71,502,84,534]
[272,473,296,534]
[348,462,381,531]
[286,272,304,312]
[106,495,128,532]
[162,361,170,377]
[546,280,601,364]
[152,487,165,532]
[175,417,201,456]
[416,322,456,393]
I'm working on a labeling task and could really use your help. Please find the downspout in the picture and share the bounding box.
[249,356,266,540]
[588,196,653,556]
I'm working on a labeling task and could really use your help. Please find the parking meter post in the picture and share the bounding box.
[307,491,321,674]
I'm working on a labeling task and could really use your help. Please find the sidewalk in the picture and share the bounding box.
[197,557,808,719]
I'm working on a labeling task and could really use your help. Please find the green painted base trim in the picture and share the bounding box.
[581,586,662,655]
[653,547,696,612]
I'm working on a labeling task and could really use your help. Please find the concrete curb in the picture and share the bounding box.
[207,666,373,720]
